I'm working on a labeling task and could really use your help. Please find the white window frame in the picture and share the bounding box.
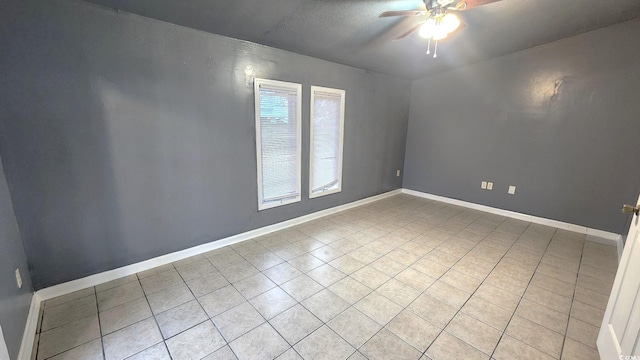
[254,78,302,210]
[309,85,345,199]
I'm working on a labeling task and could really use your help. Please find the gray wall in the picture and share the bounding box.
[0,0,410,289]
[0,155,33,359]
[404,20,640,234]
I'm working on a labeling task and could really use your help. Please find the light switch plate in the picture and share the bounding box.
[487,182,493,190]
[508,186,516,195]
[15,268,22,289]
[481,181,487,189]
[396,170,401,177]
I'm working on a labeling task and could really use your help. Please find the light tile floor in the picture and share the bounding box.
[32,194,618,360]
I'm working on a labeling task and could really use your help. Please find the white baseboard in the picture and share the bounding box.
[20,189,400,360]
[17,293,41,360]
[35,189,401,301]
[402,189,623,255]
[20,187,624,359]
[611,234,625,260]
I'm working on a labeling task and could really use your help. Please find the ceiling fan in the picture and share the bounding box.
[380,0,501,57]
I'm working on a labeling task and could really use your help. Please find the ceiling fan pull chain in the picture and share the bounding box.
[433,40,438,58]
[426,38,431,55]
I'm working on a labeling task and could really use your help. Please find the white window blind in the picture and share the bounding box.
[254,78,302,210]
[309,86,345,198]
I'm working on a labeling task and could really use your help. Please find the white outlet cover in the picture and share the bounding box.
[15,268,22,289]
[508,185,516,194]
[481,181,487,189]
[487,182,493,190]
[0,325,10,360]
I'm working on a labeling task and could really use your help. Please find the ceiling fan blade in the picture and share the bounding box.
[455,0,501,10]
[394,21,425,40]
[379,10,428,18]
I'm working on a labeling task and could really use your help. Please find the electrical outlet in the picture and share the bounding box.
[15,268,22,289]
[481,181,487,189]
[396,170,401,177]
[508,185,516,195]
[487,182,494,190]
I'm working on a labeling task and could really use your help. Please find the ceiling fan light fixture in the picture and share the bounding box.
[433,26,448,40]
[419,18,437,38]
[419,13,459,41]
[442,13,461,33]
[379,0,503,59]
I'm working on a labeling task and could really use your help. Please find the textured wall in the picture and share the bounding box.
[0,156,33,359]
[404,20,640,234]
[0,0,410,289]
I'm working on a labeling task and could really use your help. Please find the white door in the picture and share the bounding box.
[598,196,640,358]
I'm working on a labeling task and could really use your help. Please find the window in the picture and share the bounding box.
[254,78,302,210]
[309,86,345,198]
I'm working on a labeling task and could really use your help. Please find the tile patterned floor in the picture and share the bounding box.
[31,194,618,360]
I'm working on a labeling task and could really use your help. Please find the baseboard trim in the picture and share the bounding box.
[612,234,625,260]
[17,293,40,360]
[31,187,623,301]
[20,189,400,360]
[35,189,401,302]
[20,187,623,359]
[402,189,623,254]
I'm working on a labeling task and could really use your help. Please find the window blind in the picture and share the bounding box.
[255,79,302,210]
[310,86,345,198]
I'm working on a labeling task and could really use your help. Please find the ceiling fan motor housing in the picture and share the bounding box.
[425,0,456,11]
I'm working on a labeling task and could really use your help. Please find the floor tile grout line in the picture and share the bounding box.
[171,259,241,360]
[418,214,518,359]
[35,195,614,360]
[288,201,592,356]
[286,198,431,356]
[199,244,350,359]
[487,227,560,360]
[179,256,293,358]
[328,209,515,357]
[361,202,513,351]
[250,197,446,356]
[94,286,108,360]
[135,268,177,360]
[35,201,482,359]
[36,300,101,359]
[168,215,504,357]
[223,285,289,358]
[38,292,97,314]
[425,222,551,349]
[32,315,41,360]
[557,239,589,358]
[138,261,228,359]
[258,258,378,357]
[38,306,97,335]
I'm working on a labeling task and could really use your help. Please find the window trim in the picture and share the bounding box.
[309,85,345,199]
[254,78,303,211]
